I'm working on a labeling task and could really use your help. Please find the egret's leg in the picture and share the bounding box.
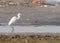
[10,26,14,32]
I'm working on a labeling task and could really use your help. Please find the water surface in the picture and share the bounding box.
[0,25,60,33]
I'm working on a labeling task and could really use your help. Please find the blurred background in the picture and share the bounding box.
[0,0,60,26]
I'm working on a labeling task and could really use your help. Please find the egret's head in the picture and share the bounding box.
[17,13,22,16]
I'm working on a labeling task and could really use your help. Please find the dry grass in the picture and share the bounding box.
[0,34,60,43]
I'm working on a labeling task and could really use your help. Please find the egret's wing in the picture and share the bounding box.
[8,16,17,25]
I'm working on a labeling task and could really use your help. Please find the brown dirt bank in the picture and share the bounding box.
[0,33,60,43]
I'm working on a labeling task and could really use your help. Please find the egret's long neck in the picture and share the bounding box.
[17,15,20,19]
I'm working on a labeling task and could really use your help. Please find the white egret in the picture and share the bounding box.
[8,13,22,32]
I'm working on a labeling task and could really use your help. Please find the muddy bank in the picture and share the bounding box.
[0,33,60,43]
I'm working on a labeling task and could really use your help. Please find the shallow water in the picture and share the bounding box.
[0,25,60,33]
[0,6,60,25]
[0,6,60,33]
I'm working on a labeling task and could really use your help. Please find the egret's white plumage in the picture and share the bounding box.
[8,13,22,32]
[8,16,17,26]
